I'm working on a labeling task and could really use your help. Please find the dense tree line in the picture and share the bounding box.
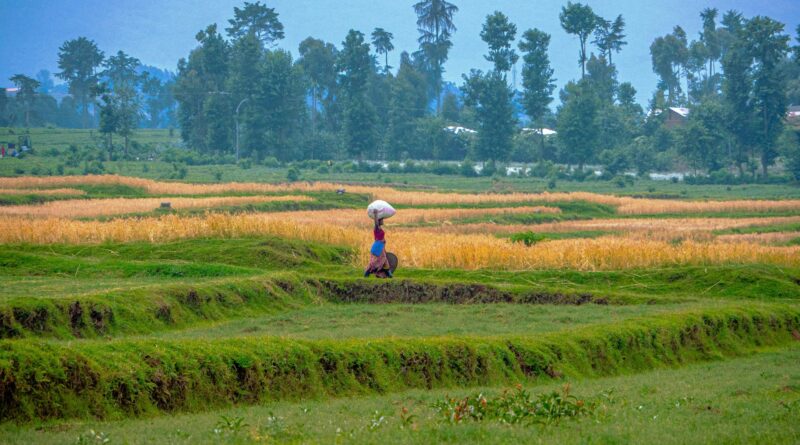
[4,1,800,181]
[2,38,176,137]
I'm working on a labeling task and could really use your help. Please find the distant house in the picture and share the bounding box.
[648,107,690,128]
[444,125,477,135]
[664,107,689,128]
[4,87,19,96]
[522,127,557,136]
[787,105,800,126]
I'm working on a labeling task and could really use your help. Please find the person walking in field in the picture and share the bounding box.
[364,215,393,278]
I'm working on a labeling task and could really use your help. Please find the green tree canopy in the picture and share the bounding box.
[559,2,598,78]
[650,26,689,105]
[226,1,284,46]
[462,69,515,163]
[556,80,600,169]
[593,14,626,65]
[519,28,555,127]
[338,30,377,159]
[9,74,40,127]
[480,11,518,73]
[371,28,395,72]
[745,16,791,176]
[56,37,104,128]
[414,0,459,113]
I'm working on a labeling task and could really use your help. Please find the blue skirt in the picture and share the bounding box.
[370,240,385,256]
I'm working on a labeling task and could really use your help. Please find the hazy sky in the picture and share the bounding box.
[1,0,798,105]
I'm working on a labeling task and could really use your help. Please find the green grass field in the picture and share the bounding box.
[3,346,797,444]
[2,128,800,200]
[1,131,800,443]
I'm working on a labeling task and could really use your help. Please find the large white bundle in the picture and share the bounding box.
[367,200,396,220]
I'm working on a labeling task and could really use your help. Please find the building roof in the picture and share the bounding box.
[444,125,477,135]
[522,127,557,136]
[668,107,690,117]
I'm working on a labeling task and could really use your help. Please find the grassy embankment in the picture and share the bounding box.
[2,346,798,444]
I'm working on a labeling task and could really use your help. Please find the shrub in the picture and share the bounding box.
[403,159,421,173]
[432,384,594,425]
[287,167,300,182]
[481,162,497,177]
[510,231,548,246]
[460,159,477,177]
[430,162,458,175]
[263,157,281,168]
[387,162,403,174]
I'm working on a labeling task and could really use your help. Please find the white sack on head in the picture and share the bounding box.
[367,200,396,220]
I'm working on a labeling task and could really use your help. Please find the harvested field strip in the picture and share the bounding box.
[246,206,560,228]
[1,305,797,422]
[0,195,312,218]
[408,216,800,235]
[3,214,800,270]
[5,175,800,215]
[0,188,85,196]
[716,232,800,244]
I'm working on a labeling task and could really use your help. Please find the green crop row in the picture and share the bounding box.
[0,275,319,339]
[1,305,797,423]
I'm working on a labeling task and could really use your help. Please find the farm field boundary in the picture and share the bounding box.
[1,304,798,423]
[0,275,648,340]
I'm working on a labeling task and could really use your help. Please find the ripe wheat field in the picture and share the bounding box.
[2,175,800,270]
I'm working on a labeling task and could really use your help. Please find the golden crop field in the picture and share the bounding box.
[3,175,800,270]
[2,211,799,270]
[0,195,312,218]
[715,232,800,244]
[0,188,86,196]
[3,175,800,215]
[416,216,800,235]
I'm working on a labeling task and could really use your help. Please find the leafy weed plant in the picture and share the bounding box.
[432,384,594,426]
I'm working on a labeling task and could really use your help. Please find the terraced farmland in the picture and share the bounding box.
[1,175,799,444]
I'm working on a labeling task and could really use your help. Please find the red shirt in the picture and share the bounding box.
[374,226,385,241]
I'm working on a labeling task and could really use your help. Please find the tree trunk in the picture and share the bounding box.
[124,135,129,158]
[82,96,89,129]
[580,39,586,78]
[108,134,113,161]
[762,107,769,178]
[311,88,317,160]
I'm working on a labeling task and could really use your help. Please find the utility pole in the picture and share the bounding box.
[206,91,249,162]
